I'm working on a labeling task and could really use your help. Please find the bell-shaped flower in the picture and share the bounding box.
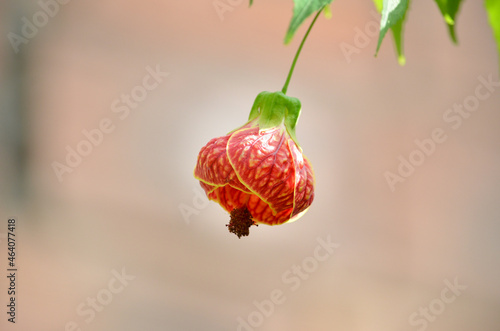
[194,91,315,237]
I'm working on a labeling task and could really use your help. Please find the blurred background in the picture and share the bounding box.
[1,0,500,330]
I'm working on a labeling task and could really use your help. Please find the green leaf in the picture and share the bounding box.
[390,15,406,65]
[433,0,464,43]
[373,0,407,64]
[485,0,500,70]
[374,0,409,64]
[284,0,334,44]
[249,0,253,6]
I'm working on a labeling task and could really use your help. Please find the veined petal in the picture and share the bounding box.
[227,125,296,214]
[194,135,249,193]
[288,139,315,216]
[208,185,294,226]
[199,181,217,195]
[211,185,251,211]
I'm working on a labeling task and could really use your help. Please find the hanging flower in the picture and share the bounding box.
[194,91,315,238]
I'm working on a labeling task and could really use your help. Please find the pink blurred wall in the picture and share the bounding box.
[0,0,499,330]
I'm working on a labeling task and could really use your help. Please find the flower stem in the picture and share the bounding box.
[282,8,323,95]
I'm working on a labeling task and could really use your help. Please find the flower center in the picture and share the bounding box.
[226,207,258,238]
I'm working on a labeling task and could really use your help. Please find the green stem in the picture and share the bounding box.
[282,8,323,95]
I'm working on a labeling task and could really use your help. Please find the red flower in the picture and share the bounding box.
[194,91,315,237]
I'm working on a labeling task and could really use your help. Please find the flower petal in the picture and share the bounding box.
[194,135,249,192]
[288,140,315,217]
[227,126,296,214]
[209,185,293,225]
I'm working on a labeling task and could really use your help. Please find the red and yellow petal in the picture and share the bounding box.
[194,134,249,193]
[288,139,315,217]
[194,120,314,228]
[227,126,296,215]
[206,184,294,226]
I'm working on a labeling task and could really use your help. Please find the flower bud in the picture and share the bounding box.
[194,91,315,237]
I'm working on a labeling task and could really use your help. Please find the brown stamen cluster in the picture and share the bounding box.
[226,207,257,238]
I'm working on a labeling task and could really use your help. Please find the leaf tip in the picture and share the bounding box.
[398,55,406,66]
[444,14,455,25]
[374,35,384,58]
[323,5,332,19]
[448,25,458,44]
